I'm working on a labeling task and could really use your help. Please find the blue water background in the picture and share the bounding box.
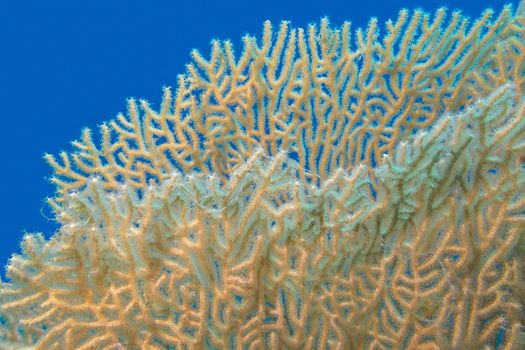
[0,0,519,276]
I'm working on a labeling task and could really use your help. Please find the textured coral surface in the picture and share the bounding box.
[1,4,524,350]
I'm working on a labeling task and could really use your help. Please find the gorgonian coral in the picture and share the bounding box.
[1,4,524,350]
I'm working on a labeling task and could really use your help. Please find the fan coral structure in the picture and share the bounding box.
[1,3,524,350]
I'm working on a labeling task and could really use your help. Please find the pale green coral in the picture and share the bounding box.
[1,5,524,350]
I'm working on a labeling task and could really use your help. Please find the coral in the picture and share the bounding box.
[43,3,523,196]
[1,4,524,350]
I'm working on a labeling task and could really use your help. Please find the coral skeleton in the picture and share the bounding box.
[1,3,524,350]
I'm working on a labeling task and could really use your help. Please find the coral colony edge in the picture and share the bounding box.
[1,3,524,350]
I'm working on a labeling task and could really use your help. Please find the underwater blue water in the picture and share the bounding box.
[0,0,518,278]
